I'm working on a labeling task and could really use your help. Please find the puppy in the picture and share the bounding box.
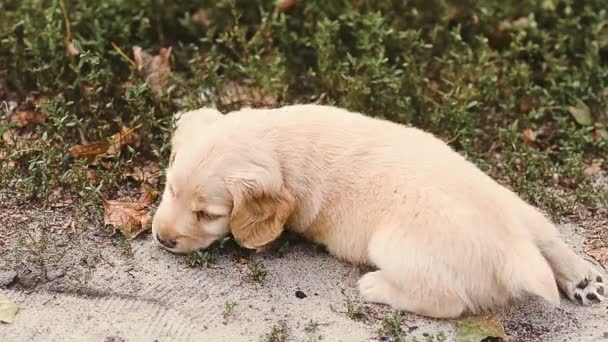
[152,104,605,318]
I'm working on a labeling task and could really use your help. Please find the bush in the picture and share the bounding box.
[1,0,606,217]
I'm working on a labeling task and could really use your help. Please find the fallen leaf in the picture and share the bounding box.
[276,0,296,12]
[69,125,141,164]
[594,128,608,141]
[585,245,608,269]
[103,191,157,238]
[584,162,602,175]
[218,81,277,108]
[191,9,210,28]
[542,0,556,11]
[0,295,20,324]
[125,162,160,185]
[137,187,159,207]
[86,169,100,184]
[132,46,172,95]
[511,17,531,29]
[456,315,508,342]
[66,41,80,56]
[447,6,462,20]
[521,129,537,146]
[8,110,46,128]
[568,99,593,126]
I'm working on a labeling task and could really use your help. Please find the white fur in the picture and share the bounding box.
[152,104,605,318]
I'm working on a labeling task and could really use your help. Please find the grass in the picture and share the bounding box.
[377,311,447,342]
[304,319,321,341]
[247,259,268,282]
[377,311,408,342]
[118,233,133,257]
[266,320,289,342]
[11,218,71,281]
[1,0,607,226]
[342,292,370,322]
[186,250,218,268]
[222,300,238,323]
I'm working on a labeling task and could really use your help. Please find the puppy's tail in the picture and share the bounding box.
[503,239,560,306]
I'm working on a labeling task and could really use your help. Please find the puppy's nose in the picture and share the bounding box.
[156,233,177,249]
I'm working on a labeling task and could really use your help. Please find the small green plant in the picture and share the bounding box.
[266,320,288,342]
[222,300,238,323]
[377,311,447,342]
[247,259,267,282]
[377,311,407,341]
[421,331,447,342]
[118,233,133,257]
[304,319,319,334]
[186,250,218,268]
[12,218,71,280]
[343,296,369,322]
[305,319,322,342]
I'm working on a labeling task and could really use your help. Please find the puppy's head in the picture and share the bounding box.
[152,109,295,254]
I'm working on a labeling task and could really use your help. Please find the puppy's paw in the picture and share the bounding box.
[357,271,394,305]
[562,269,605,306]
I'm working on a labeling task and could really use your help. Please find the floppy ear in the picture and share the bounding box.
[227,167,295,249]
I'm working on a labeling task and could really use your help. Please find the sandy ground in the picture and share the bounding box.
[1,199,607,342]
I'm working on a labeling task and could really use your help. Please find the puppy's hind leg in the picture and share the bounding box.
[357,270,466,319]
[357,228,467,319]
[525,210,606,305]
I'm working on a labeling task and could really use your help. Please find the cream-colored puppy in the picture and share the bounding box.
[152,104,605,318]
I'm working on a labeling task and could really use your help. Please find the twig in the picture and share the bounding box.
[58,0,72,43]
[446,129,463,144]
[111,42,137,68]
[7,148,42,159]
[78,127,88,144]
[59,0,79,55]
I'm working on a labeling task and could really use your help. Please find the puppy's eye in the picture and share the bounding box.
[195,211,222,221]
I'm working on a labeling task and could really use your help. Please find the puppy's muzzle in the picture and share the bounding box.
[155,233,177,249]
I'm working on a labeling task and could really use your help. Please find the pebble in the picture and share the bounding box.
[0,270,17,287]
[47,269,66,281]
[295,290,307,299]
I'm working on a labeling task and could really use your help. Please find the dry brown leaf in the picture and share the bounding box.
[66,41,80,56]
[103,189,158,238]
[447,6,462,20]
[191,9,210,28]
[69,125,141,164]
[132,46,172,95]
[125,161,160,185]
[583,162,602,175]
[138,187,159,207]
[0,295,20,324]
[276,0,296,12]
[585,245,608,269]
[9,110,46,128]
[219,81,277,108]
[521,129,537,146]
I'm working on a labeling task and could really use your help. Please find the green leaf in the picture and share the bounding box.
[456,315,507,342]
[567,99,593,126]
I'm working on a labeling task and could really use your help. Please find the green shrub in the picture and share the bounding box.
[1,0,606,216]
